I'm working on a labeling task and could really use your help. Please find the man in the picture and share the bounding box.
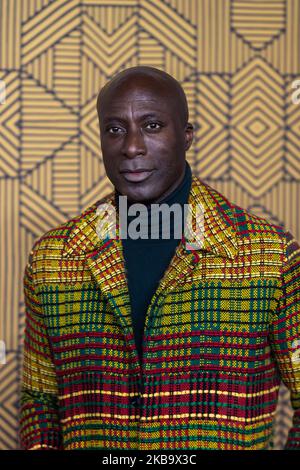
[20,66,300,450]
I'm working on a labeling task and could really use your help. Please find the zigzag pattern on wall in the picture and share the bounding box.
[0,0,299,450]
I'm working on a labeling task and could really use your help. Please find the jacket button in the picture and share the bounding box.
[130,396,141,407]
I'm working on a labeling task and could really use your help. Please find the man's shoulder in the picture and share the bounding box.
[193,174,286,241]
[28,189,114,262]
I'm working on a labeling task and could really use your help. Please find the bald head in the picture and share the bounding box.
[97,66,189,128]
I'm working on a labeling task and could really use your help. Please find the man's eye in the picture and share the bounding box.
[107,127,123,134]
[145,122,162,130]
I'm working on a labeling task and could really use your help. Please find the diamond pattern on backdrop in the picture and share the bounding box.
[0,0,299,449]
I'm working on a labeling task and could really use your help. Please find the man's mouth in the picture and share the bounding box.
[121,169,154,183]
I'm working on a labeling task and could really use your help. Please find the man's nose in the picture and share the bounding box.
[122,128,146,158]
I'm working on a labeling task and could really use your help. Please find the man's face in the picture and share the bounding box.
[98,77,193,203]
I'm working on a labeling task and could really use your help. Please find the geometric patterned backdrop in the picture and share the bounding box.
[0,0,299,450]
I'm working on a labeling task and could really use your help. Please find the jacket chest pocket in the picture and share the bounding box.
[37,281,118,336]
[144,278,282,373]
[158,278,281,334]
[37,281,130,372]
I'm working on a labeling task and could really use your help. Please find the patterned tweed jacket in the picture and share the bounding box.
[20,174,300,450]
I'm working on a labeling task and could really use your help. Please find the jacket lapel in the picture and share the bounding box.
[62,174,239,356]
[151,175,239,296]
[62,192,137,356]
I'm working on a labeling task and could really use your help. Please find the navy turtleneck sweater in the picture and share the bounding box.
[115,161,192,362]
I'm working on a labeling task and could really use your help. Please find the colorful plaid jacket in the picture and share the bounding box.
[20,174,300,450]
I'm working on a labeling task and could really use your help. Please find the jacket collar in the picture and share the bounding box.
[63,174,239,261]
[62,175,239,367]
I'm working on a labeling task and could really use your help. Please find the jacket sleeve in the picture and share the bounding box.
[269,230,300,449]
[19,248,62,450]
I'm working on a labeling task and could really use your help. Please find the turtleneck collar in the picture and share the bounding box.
[114,161,192,241]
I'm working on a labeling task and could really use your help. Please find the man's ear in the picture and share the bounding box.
[185,122,194,151]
